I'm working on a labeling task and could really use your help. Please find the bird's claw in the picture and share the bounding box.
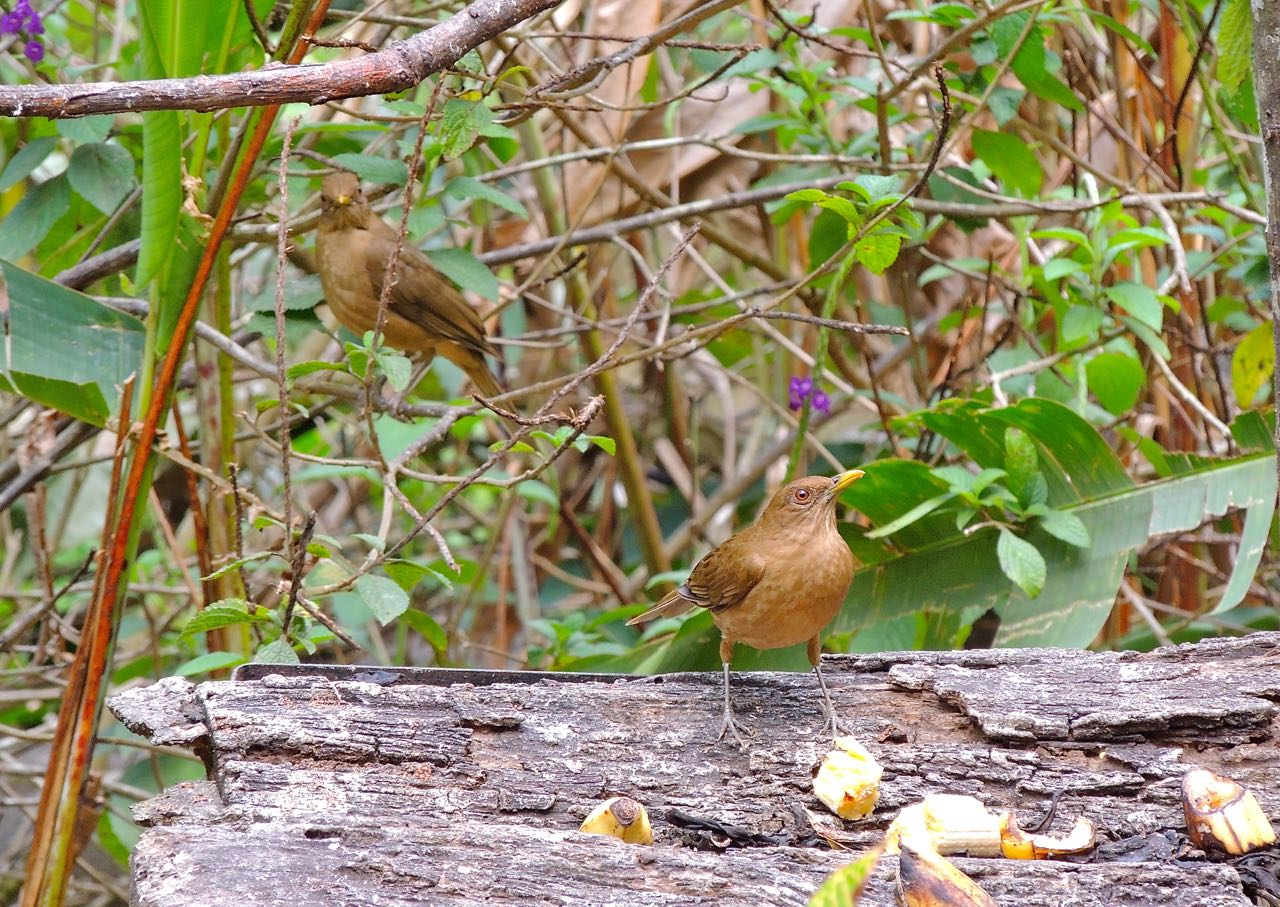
[717,712,752,751]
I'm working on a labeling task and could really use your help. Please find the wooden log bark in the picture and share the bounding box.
[109,633,1280,906]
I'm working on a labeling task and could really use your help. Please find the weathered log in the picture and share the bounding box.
[110,633,1280,906]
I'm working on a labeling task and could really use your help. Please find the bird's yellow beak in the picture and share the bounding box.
[828,468,866,499]
[335,194,351,206]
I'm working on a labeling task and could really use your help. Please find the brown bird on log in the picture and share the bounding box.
[628,469,864,747]
[315,172,504,397]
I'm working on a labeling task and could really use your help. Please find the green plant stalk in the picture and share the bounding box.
[785,253,855,482]
[516,116,671,578]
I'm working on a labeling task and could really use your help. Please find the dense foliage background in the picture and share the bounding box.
[0,0,1276,900]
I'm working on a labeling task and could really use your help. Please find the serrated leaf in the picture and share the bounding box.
[67,142,136,214]
[1037,509,1091,548]
[854,232,901,274]
[252,637,300,665]
[331,154,408,186]
[424,247,500,301]
[1217,0,1253,92]
[357,574,410,625]
[971,129,1041,197]
[178,599,258,641]
[997,527,1046,597]
[1231,321,1274,408]
[438,98,492,160]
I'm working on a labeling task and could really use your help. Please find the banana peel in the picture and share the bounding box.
[579,796,654,845]
[999,812,1095,860]
[813,736,883,820]
[885,795,1003,857]
[896,841,997,907]
[1182,769,1275,856]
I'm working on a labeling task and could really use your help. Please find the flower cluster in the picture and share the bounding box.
[788,375,830,416]
[1,0,44,63]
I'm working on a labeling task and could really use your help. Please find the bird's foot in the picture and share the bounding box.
[820,708,851,742]
[717,710,752,751]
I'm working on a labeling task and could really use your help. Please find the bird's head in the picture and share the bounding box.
[320,172,369,225]
[759,469,865,530]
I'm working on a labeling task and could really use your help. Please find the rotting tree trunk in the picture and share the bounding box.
[110,633,1280,906]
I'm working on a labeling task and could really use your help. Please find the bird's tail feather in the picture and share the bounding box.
[467,362,505,398]
[626,589,696,626]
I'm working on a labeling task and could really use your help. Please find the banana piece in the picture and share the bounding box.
[579,796,654,845]
[896,841,997,907]
[1182,769,1275,855]
[885,795,1003,857]
[813,737,884,820]
[999,812,1095,859]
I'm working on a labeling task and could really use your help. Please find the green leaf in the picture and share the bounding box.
[864,492,954,539]
[203,550,277,580]
[1217,0,1253,93]
[400,609,448,653]
[67,143,136,215]
[1061,305,1105,344]
[1085,351,1146,413]
[425,247,500,301]
[1004,427,1038,495]
[55,115,115,144]
[515,479,560,508]
[438,97,492,160]
[1043,258,1087,281]
[849,174,901,203]
[997,528,1046,597]
[0,137,56,192]
[0,260,146,425]
[1037,509,1090,548]
[991,13,1084,111]
[174,650,248,677]
[971,130,1041,197]
[178,599,258,641]
[444,175,529,218]
[252,637,300,665]
[356,574,410,625]
[808,848,882,907]
[385,558,455,592]
[136,110,181,287]
[374,348,413,391]
[331,154,408,186]
[1231,321,1274,408]
[0,176,69,260]
[854,232,901,274]
[1105,282,1162,331]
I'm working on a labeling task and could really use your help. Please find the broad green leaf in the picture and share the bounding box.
[990,13,1084,111]
[445,175,528,217]
[178,599,258,641]
[863,492,954,539]
[374,348,413,391]
[1061,305,1104,344]
[1105,282,1162,331]
[331,153,408,186]
[356,574,410,625]
[1085,351,1146,413]
[400,609,448,653]
[1043,258,1087,281]
[438,97,491,160]
[1037,509,1090,548]
[252,638,300,665]
[1217,0,1253,92]
[997,528,1046,597]
[848,174,901,203]
[425,247,500,301]
[971,130,1041,197]
[55,115,114,144]
[0,260,146,424]
[1231,321,1274,408]
[0,176,69,260]
[175,651,247,677]
[67,142,136,214]
[855,232,901,274]
[0,137,56,192]
[1004,427,1038,496]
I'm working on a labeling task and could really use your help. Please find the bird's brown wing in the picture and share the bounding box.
[626,537,765,625]
[362,225,497,358]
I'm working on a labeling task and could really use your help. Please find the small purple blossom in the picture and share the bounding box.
[26,13,42,33]
[22,38,42,61]
[0,12,21,33]
[788,375,831,415]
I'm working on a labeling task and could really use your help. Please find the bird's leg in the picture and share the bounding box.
[716,637,749,750]
[809,636,844,740]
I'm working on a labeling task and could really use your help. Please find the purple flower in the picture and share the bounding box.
[0,12,21,33]
[26,11,41,33]
[811,390,830,416]
[22,38,41,61]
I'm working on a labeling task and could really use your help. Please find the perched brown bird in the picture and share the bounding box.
[315,172,503,397]
[628,469,864,747]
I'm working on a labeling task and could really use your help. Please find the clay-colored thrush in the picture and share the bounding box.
[315,172,504,397]
[628,470,865,746]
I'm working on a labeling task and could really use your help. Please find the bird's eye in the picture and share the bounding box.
[793,488,811,504]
